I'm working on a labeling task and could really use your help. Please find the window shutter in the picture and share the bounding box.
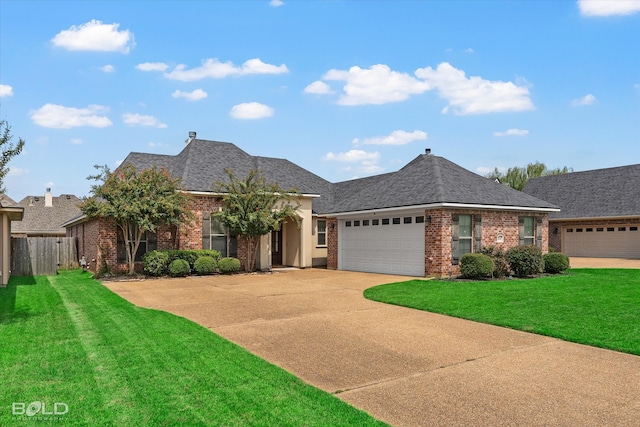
[474,215,482,253]
[536,217,543,249]
[202,212,211,250]
[148,231,158,252]
[451,214,460,265]
[518,216,525,246]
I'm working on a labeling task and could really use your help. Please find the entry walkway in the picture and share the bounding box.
[105,269,640,426]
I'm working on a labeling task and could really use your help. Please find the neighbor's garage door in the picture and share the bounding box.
[563,225,640,258]
[339,216,425,276]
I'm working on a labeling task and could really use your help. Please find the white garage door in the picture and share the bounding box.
[563,225,640,258]
[339,215,425,276]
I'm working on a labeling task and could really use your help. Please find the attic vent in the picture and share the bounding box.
[185,131,197,145]
[66,195,71,199]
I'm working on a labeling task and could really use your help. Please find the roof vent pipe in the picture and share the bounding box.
[186,131,196,145]
[425,148,431,155]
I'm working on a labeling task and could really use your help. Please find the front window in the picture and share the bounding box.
[317,220,327,246]
[459,214,473,257]
[523,217,535,245]
[117,229,157,263]
[211,216,237,257]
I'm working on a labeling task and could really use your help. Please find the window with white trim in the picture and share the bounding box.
[523,217,535,245]
[459,214,473,257]
[317,219,327,246]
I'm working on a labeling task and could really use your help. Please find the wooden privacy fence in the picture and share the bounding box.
[11,237,78,276]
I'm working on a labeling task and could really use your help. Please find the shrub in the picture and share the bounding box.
[168,259,190,277]
[218,257,241,274]
[543,252,570,274]
[460,253,494,279]
[480,246,509,278]
[506,245,544,277]
[194,256,218,275]
[163,250,221,270]
[143,250,170,276]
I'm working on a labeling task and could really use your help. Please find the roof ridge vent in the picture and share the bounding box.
[185,131,196,145]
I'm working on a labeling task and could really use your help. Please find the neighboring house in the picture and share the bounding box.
[0,199,23,285]
[11,189,82,237]
[65,134,559,276]
[523,164,640,259]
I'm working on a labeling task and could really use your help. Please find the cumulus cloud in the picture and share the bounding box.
[415,62,534,115]
[229,102,274,119]
[70,138,83,145]
[321,64,431,105]
[171,89,208,101]
[100,64,115,73]
[324,150,383,174]
[44,181,55,188]
[571,94,596,106]
[8,167,28,177]
[493,128,529,137]
[304,80,334,95]
[477,166,506,175]
[0,84,13,97]
[353,130,427,146]
[578,0,640,16]
[30,104,112,129]
[122,113,168,128]
[51,20,135,53]
[270,0,284,6]
[136,62,169,72]
[140,58,289,82]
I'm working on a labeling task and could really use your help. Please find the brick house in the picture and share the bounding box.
[523,164,640,259]
[65,135,558,277]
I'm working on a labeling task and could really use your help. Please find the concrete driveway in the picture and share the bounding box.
[104,269,640,426]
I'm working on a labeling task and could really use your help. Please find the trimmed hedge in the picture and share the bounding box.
[194,256,218,275]
[143,249,221,276]
[219,257,241,274]
[143,250,170,276]
[506,245,544,277]
[460,253,494,279]
[543,252,570,274]
[169,259,190,277]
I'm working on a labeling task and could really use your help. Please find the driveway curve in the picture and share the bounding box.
[104,269,640,426]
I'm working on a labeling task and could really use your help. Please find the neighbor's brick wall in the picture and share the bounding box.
[326,218,338,270]
[549,218,640,253]
[67,219,100,273]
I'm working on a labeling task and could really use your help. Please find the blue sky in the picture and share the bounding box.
[1,0,639,201]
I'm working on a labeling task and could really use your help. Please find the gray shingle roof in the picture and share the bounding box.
[122,139,557,215]
[523,164,640,219]
[12,194,83,235]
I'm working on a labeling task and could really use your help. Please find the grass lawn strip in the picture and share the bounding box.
[364,269,640,356]
[1,270,387,426]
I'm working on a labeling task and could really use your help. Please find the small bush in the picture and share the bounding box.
[460,253,494,279]
[194,256,218,275]
[143,250,170,276]
[506,245,544,277]
[543,252,570,274]
[480,246,509,278]
[169,259,190,277]
[218,257,241,274]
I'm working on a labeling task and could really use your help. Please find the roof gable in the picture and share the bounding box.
[12,194,83,234]
[523,164,640,219]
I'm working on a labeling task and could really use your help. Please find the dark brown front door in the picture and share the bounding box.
[271,229,283,266]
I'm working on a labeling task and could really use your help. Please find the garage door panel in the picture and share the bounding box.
[564,225,640,258]
[339,218,425,276]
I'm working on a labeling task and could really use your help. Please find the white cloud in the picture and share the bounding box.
[323,150,380,163]
[0,84,13,97]
[578,0,640,16]
[270,0,284,6]
[122,113,168,128]
[415,62,534,115]
[321,64,431,105]
[304,81,334,95]
[44,181,55,188]
[30,104,113,129]
[229,102,274,119]
[353,129,427,146]
[148,142,167,147]
[171,89,208,101]
[51,20,135,53]
[149,58,288,82]
[70,138,83,145]
[100,64,115,73]
[7,167,28,177]
[476,166,506,175]
[493,128,529,137]
[136,62,169,72]
[571,94,596,106]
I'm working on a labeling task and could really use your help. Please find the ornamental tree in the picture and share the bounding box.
[486,162,573,191]
[0,119,25,194]
[212,169,300,272]
[81,164,193,274]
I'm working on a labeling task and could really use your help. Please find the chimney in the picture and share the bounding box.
[45,188,53,207]
[185,131,196,145]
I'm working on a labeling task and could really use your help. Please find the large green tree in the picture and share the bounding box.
[212,169,300,272]
[486,162,572,191]
[0,119,25,194]
[81,164,193,274]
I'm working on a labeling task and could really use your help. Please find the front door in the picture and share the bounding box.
[271,229,283,266]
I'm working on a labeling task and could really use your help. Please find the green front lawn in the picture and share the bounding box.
[364,269,640,356]
[0,270,386,426]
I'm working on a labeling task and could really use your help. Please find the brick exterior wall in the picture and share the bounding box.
[327,208,549,277]
[548,218,640,253]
